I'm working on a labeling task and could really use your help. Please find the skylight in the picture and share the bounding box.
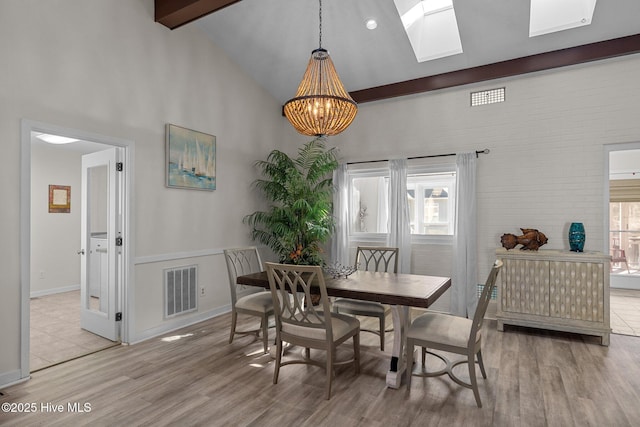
[529,0,597,37]
[394,0,463,63]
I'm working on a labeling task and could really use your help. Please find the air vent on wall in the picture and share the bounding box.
[164,265,198,318]
[471,87,505,106]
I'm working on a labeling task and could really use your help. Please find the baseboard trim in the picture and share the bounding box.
[610,274,640,290]
[30,284,80,299]
[129,305,231,345]
[0,370,28,391]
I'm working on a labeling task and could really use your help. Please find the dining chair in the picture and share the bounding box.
[264,262,360,400]
[611,246,630,273]
[332,246,398,350]
[405,260,503,408]
[224,247,274,354]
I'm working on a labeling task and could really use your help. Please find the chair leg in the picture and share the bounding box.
[261,315,269,354]
[325,348,334,400]
[273,338,282,385]
[405,338,414,389]
[353,333,361,374]
[421,347,426,366]
[477,348,487,379]
[468,351,482,408]
[229,311,238,344]
[379,314,385,351]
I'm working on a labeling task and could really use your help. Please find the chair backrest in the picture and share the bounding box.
[264,263,332,341]
[611,248,626,261]
[355,246,399,273]
[224,247,263,306]
[469,260,503,346]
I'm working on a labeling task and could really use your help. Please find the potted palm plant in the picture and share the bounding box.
[244,137,339,266]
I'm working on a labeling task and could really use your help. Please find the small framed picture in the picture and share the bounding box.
[166,124,216,191]
[49,185,71,213]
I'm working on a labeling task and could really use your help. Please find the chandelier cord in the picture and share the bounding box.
[318,0,322,49]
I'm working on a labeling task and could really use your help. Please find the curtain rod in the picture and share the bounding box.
[346,149,490,165]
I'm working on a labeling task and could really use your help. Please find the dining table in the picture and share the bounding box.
[236,269,451,389]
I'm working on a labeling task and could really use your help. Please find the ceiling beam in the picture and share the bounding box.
[351,34,640,104]
[155,0,242,30]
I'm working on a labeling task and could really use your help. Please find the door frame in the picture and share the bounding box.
[20,119,134,379]
[604,141,640,290]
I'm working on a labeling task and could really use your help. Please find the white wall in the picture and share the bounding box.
[30,143,83,295]
[331,55,640,286]
[0,0,297,385]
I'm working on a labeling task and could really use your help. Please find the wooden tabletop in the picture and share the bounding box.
[237,270,451,309]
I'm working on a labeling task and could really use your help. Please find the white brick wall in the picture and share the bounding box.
[334,54,640,289]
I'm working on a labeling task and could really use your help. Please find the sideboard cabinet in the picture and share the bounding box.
[495,248,611,345]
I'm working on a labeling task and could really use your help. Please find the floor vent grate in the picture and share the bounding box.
[477,283,497,300]
[165,265,198,318]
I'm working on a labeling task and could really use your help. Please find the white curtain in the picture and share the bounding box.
[376,176,389,233]
[331,164,350,266]
[450,153,478,317]
[387,159,412,273]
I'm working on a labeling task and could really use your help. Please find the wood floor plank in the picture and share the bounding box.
[2,317,640,426]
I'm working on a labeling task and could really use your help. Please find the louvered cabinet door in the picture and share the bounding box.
[496,248,610,346]
[549,260,605,322]
[500,258,549,316]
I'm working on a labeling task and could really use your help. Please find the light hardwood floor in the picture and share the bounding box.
[2,313,640,426]
[30,291,119,371]
[610,288,640,337]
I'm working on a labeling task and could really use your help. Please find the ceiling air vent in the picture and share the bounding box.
[471,87,505,107]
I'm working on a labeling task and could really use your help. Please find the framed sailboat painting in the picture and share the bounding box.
[166,124,216,191]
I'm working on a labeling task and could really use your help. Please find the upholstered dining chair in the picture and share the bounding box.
[224,247,274,354]
[405,260,503,408]
[264,262,360,400]
[332,246,398,350]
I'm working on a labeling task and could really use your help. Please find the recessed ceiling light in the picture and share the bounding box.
[36,133,80,144]
[365,19,377,30]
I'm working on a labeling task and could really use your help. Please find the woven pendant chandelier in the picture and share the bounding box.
[283,0,357,136]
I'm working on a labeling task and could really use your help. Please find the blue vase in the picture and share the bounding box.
[568,222,585,252]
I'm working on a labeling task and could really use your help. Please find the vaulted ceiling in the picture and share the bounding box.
[155,0,640,104]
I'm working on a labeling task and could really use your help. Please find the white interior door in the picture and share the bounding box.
[80,147,122,341]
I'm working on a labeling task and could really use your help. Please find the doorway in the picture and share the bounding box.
[606,142,640,337]
[20,120,132,377]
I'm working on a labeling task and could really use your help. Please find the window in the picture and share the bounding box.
[609,178,640,272]
[407,171,456,236]
[610,201,640,271]
[349,170,389,235]
[347,164,456,241]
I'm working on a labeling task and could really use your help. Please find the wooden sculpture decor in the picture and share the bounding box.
[501,228,548,251]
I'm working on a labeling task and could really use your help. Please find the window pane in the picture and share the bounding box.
[407,173,455,235]
[351,176,388,233]
[609,201,640,269]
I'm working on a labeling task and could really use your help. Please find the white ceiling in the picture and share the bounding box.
[194,0,640,104]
